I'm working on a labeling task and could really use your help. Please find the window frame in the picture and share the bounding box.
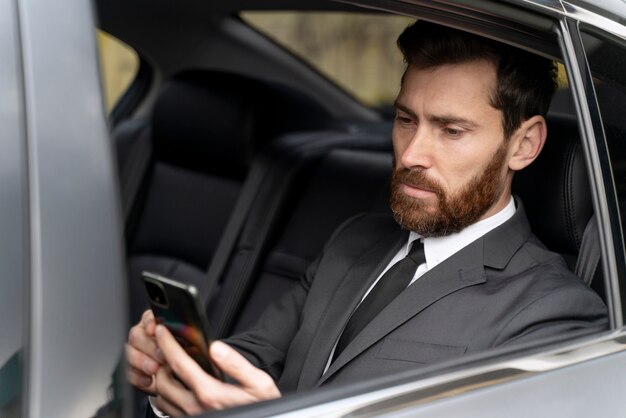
[560,18,626,327]
[16,0,128,415]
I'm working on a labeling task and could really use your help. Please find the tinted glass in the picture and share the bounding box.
[581,30,626,239]
[97,30,139,113]
[242,12,413,107]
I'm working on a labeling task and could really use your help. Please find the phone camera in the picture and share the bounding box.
[145,280,168,307]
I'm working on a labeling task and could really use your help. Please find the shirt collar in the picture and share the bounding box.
[408,196,516,270]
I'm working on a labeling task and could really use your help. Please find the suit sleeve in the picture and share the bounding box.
[493,284,609,347]
[223,214,369,381]
[223,255,319,381]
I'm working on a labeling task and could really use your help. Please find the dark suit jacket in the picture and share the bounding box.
[226,201,608,392]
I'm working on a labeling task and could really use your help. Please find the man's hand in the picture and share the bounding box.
[152,325,281,416]
[125,310,164,393]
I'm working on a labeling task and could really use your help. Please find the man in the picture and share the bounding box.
[126,21,608,416]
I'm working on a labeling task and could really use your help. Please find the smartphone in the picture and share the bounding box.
[142,271,223,380]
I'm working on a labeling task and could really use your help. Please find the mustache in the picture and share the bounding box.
[392,168,444,196]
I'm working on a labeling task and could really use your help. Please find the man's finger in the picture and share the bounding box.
[141,309,154,323]
[141,309,157,337]
[126,367,154,392]
[125,343,160,375]
[152,394,186,418]
[128,311,163,368]
[155,325,280,410]
[210,341,280,397]
[154,366,204,416]
[154,325,222,395]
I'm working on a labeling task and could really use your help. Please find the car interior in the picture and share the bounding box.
[95,0,608,414]
[115,67,604,329]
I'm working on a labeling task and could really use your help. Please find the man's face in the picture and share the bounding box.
[391,60,514,237]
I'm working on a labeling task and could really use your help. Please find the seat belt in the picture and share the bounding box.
[198,150,274,304]
[198,132,331,307]
[575,214,601,286]
[116,119,153,230]
[203,131,391,337]
[209,149,306,338]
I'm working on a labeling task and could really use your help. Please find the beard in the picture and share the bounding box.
[390,143,508,237]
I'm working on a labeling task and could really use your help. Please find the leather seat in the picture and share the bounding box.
[225,146,393,335]
[115,70,331,323]
[513,89,604,298]
[513,113,592,269]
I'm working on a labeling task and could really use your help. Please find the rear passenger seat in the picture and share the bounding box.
[212,144,394,337]
[115,70,335,323]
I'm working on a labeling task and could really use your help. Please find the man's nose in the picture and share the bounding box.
[399,128,434,169]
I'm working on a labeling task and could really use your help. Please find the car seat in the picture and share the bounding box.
[115,70,331,323]
[513,88,604,299]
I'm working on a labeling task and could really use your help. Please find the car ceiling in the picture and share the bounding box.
[96,0,559,57]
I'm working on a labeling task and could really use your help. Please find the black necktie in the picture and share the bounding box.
[332,240,426,363]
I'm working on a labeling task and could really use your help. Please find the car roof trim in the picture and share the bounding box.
[335,0,562,59]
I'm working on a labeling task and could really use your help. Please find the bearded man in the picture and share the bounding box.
[127,21,608,416]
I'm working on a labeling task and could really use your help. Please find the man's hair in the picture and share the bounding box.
[397,21,558,140]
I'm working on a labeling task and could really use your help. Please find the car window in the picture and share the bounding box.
[0,2,26,416]
[241,12,414,108]
[579,28,626,320]
[97,30,139,113]
[580,30,626,251]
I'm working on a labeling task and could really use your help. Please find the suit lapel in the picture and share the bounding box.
[318,237,487,386]
[296,226,406,390]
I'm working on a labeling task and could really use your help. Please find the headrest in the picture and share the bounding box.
[152,70,330,179]
[513,111,592,258]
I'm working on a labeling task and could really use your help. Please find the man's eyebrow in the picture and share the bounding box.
[393,102,417,119]
[429,115,479,129]
[394,102,480,129]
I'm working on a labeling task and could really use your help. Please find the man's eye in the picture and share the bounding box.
[395,116,413,124]
[444,127,463,137]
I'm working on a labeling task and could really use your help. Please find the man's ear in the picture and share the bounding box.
[508,115,547,171]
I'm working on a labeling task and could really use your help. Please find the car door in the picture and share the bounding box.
[0,0,129,417]
[0,1,28,416]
